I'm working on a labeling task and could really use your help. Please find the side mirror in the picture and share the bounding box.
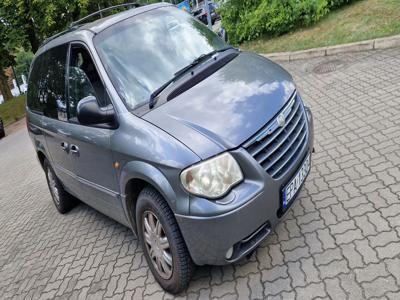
[218,27,228,42]
[77,96,115,127]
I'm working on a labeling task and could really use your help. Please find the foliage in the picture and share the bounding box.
[220,0,354,44]
[0,0,154,53]
[15,49,34,77]
[0,94,26,126]
[241,0,400,53]
[0,16,24,101]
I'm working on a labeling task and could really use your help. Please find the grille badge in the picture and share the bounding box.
[277,113,286,127]
[253,94,296,142]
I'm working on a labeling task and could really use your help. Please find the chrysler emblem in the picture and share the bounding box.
[277,113,286,127]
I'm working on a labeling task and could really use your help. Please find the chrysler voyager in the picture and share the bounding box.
[27,3,314,293]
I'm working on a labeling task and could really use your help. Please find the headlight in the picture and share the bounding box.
[180,152,243,199]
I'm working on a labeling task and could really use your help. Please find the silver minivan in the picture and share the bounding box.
[27,3,314,293]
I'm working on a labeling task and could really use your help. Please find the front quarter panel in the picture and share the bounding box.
[113,112,201,225]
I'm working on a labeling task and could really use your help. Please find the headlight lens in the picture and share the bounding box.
[180,152,243,199]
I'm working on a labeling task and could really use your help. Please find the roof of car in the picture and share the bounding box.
[79,2,170,33]
[39,3,171,51]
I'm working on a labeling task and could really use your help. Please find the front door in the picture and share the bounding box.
[66,43,125,224]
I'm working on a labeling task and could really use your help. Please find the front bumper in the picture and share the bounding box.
[176,107,314,266]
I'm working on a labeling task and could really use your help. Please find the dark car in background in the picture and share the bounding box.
[0,118,5,139]
[27,3,314,294]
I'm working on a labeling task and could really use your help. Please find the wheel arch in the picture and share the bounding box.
[120,161,183,235]
[37,150,47,169]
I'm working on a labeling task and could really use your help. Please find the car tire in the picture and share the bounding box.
[0,128,5,139]
[136,186,195,294]
[43,159,77,214]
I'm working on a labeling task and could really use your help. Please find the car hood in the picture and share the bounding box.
[143,52,295,159]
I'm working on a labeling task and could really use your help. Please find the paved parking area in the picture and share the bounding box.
[1,47,400,299]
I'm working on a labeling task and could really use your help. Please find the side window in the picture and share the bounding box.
[27,55,45,113]
[68,46,109,121]
[41,45,68,121]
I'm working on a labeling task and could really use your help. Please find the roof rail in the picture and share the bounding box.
[40,3,140,49]
[69,2,140,28]
[40,27,77,48]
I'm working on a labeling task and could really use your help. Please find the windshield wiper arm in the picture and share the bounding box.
[149,78,176,109]
[149,46,235,109]
[174,46,235,78]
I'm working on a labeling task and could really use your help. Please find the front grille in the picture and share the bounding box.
[243,91,308,179]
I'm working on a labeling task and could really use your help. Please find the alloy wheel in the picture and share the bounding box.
[142,211,173,279]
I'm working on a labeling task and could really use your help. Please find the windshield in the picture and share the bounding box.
[94,6,227,111]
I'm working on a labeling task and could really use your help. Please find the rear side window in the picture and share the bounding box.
[27,44,68,120]
[27,55,44,113]
[42,45,68,121]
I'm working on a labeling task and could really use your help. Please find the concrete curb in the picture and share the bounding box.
[262,35,400,62]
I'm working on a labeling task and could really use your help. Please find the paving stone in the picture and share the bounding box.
[376,241,400,259]
[287,261,306,287]
[369,231,399,248]
[261,265,288,282]
[236,277,250,300]
[318,259,349,279]
[295,282,327,300]
[248,273,264,300]
[324,278,346,300]
[386,258,400,285]
[338,273,364,300]
[264,278,292,297]
[335,229,364,245]
[341,243,364,268]
[362,276,398,298]
[354,262,389,283]
[314,248,342,266]
[304,232,323,254]
[283,246,311,262]
[301,257,320,284]
[317,229,337,250]
[329,219,356,235]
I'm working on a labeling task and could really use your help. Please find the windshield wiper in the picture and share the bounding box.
[149,78,176,109]
[174,46,234,78]
[149,46,235,109]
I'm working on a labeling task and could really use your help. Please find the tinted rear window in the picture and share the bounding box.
[27,55,44,113]
[27,44,68,120]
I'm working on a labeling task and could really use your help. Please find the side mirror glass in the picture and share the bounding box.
[76,95,115,126]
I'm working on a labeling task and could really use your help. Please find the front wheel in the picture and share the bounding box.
[136,186,194,294]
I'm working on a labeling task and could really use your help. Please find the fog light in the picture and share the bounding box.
[225,247,234,260]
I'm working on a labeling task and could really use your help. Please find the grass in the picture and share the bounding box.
[0,95,26,126]
[240,0,400,53]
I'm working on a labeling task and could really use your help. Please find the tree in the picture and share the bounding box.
[0,19,21,102]
[15,49,34,79]
[0,0,158,102]
[0,0,146,53]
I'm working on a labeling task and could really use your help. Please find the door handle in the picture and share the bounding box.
[70,144,79,155]
[61,142,69,151]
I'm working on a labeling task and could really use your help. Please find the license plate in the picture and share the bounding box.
[282,154,310,209]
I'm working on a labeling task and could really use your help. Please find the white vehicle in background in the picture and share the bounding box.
[11,75,28,97]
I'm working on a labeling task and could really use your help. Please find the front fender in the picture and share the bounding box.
[120,161,190,233]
